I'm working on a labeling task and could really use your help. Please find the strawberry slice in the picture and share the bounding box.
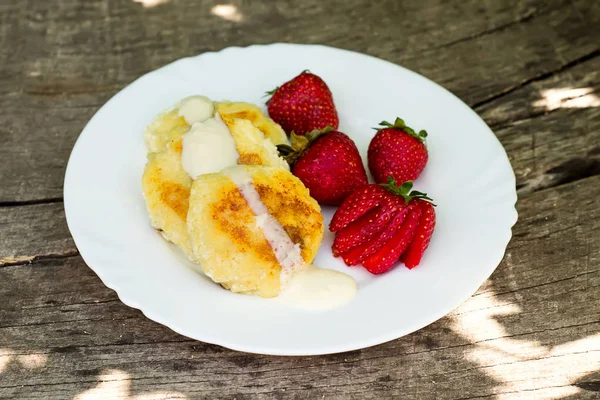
[401,200,436,269]
[341,207,409,266]
[362,207,422,275]
[332,197,400,256]
[329,185,390,232]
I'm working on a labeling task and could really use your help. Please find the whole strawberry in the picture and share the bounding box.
[330,178,435,274]
[368,118,428,184]
[266,70,339,135]
[278,128,367,205]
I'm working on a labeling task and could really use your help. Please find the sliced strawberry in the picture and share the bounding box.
[401,200,436,269]
[341,207,409,266]
[329,185,390,232]
[332,198,400,256]
[362,207,422,275]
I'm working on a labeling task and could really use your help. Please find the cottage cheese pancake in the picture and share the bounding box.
[217,101,289,146]
[186,165,324,297]
[142,97,289,259]
[145,98,287,153]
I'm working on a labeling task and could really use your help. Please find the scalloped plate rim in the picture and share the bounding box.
[64,43,518,356]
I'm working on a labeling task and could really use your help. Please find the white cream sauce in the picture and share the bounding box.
[275,266,357,311]
[181,118,239,179]
[225,167,357,311]
[178,95,214,124]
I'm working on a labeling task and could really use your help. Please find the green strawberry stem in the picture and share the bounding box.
[374,117,428,143]
[380,177,435,205]
[304,125,333,142]
[263,87,279,104]
[263,69,310,104]
[276,126,334,166]
[277,144,295,156]
[290,126,333,152]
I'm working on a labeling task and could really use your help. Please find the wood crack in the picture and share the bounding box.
[486,87,599,131]
[515,157,600,196]
[472,49,600,110]
[509,225,583,246]
[0,197,63,207]
[19,298,120,311]
[471,270,598,300]
[0,250,79,268]
[0,314,139,330]
[432,7,542,50]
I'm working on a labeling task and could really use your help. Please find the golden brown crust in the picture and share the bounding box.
[142,138,194,258]
[142,103,290,262]
[209,185,279,265]
[217,102,289,145]
[187,165,324,298]
[158,181,190,221]
[238,153,263,165]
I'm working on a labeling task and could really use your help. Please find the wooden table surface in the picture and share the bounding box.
[1,0,599,399]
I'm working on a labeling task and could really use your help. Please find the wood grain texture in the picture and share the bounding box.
[0,176,598,399]
[1,0,599,398]
[0,0,599,202]
[1,52,598,264]
[478,54,600,195]
[0,202,76,265]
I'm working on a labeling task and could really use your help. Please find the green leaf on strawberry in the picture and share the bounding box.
[276,126,334,165]
[379,177,435,206]
[374,117,428,143]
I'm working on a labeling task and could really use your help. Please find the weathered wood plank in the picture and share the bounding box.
[1,0,599,399]
[1,174,598,399]
[0,202,75,265]
[0,0,598,202]
[477,53,600,195]
[477,54,600,128]
[2,54,600,264]
[498,106,600,195]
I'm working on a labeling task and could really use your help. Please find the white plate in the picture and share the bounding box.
[64,44,517,355]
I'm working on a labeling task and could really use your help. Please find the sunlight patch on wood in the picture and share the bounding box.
[133,0,169,8]
[211,4,244,22]
[0,350,48,373]
[533,87,600,111]
[16,353,47,369]
[452,294,600,399]
[0,349,12,374]
[74,369,187,400]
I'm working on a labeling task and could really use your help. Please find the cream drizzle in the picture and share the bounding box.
[226,167,304,286]
[225,166,357,311]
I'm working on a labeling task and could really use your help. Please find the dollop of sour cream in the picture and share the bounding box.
[178,95,214,124]
[226,167,357,311]
[276,266,357,311]
[181,118,239,179]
